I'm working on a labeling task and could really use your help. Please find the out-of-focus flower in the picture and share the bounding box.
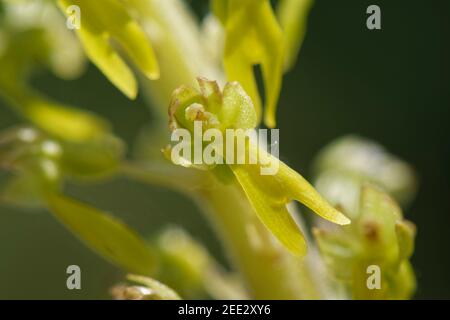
[1,0,86,79]
[311,136,417,298]
[58,0,160,99]
[312,135,418,217]
[112,274,181,300]
[0,127,61,207]
[154,227,248,299]
[314,185,416,299]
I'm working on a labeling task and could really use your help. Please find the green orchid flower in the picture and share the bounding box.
[57,0,160,99]
[314,185,416,299]
[167,77,350,256]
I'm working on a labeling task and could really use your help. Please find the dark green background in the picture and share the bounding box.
[0,0,449,299]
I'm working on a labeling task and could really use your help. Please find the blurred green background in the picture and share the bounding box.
[0,0,449,299]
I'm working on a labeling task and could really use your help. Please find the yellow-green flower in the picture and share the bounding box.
[167,78,350,255]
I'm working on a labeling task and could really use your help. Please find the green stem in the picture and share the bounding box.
[194,178,323,299]
[122,163,325,299]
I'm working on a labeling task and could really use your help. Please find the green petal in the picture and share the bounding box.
[220,0,284,127]
[198,77,222,115]
[313,228,355,280]
[395,220,416,261]
[168,85,203,131]
[277,0,314,71]
[58,0,159,99]
[168,79,257,132]
[0,82,111,144]
[230,144,350,255]
[45,193,156,276]
[24,96,109,143]
[109,15,160,81]
[74,19,138,99]
[393,261,416,299]
[220,81,257,130]
[231,163,307,256]
[360,185,402,228]
[279,160,351,225]
[211,0,229,24]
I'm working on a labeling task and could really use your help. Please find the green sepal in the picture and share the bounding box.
[45,192,157,276]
